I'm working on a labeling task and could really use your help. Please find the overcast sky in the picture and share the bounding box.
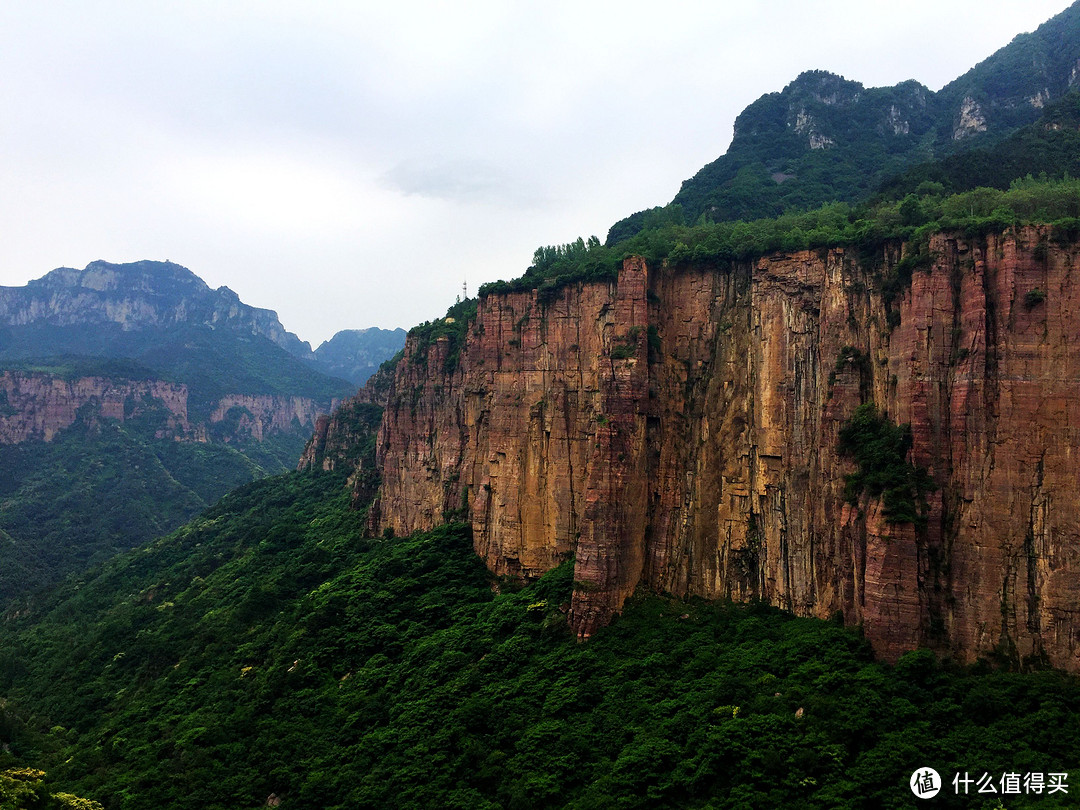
[0,1,1073,347]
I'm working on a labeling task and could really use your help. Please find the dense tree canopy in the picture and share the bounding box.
[1,471,1078,809]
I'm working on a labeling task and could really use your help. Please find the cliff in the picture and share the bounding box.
[358,225,1080,670]
[207,394,326,442]
[0,372,190,442]
[0,371,324,445]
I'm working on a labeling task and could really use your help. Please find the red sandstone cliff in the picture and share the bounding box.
[207,394,325,442]
[358,226,1080,670]
[0,371,324,445]
[0,373,191,442]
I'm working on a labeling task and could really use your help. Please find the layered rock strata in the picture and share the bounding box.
[208,394,325,442]
[361,227,1080,670]
[0,371,323,445]
[0,373,190,442]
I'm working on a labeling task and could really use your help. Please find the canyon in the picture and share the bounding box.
[313,226,1080,670]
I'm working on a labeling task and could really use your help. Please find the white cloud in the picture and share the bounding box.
[379,156,541,206]
[0,0,1073,344]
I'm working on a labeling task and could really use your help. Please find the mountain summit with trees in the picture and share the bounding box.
[608,1,1080,241]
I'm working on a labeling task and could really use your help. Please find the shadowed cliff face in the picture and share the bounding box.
[365,227,1080,670]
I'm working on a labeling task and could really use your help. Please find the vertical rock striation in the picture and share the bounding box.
[0,371,326,445]
[365,227,1080,670]
[207,394,326,442]
[0,373,191,442]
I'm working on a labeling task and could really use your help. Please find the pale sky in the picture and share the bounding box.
[0,1,1072,347]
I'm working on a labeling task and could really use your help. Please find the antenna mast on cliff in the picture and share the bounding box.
[463,278,468,300]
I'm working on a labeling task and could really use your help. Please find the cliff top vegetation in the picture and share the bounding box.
[474,92,1080,302]
[479,174,1080,300]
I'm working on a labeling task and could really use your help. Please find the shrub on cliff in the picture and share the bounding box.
[838,402,936,524]
[407,297,478,373]
[1025,287,1047,308]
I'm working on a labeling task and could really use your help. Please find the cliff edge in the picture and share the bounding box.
[330,226,1080,670]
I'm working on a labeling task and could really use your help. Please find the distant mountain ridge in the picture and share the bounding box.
[608,1,1080,240]
[312,327,407,386]
[0,259,312,357]
[0,259,406,388]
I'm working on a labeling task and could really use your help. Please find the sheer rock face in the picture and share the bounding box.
[0,371,321,444]
[369,228,1080,669]
[297,363,398,472]
[207,394,324,442]
[297,397,385,509]
[0,373,190,442]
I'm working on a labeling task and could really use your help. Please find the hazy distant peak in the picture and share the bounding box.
[30,260,210,296]
[215,285,241,300]
[4,259,312,358]
[310,327,407,386]
[316,326,407,343]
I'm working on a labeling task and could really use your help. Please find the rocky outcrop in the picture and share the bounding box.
[0,373,190,442]
[208,394,326,442]
[298,398,382,473]
[297,397,385,516]
[953,96,989,140]
[0,260,311,356]
[366,226,1080,671]
[0,372,325,445]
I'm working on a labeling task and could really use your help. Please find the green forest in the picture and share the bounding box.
[1,470,1078,809]
[0,412,307,605]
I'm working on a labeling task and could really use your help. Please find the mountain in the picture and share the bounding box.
[936,0,1080,140]
[7,7,1080,808]
[309,327,407,386]
[0,259,312,357]
[0,260,409,604]
[0,260,362,604]
[608,1,1080,242]
[0,259,359,417]
[877,91,1080,198]
[294,6,1080,674]
[344,221,1080,671]
[0,258,406,391]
